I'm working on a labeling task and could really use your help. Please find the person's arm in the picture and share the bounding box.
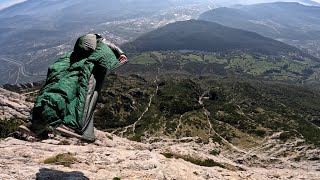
[95,34,128,64]
[86,42,120,70]
[102,39,124,57]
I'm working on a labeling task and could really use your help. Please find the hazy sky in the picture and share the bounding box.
[0,0,27,10]
[0,0,319,10]
[241,0,320,3]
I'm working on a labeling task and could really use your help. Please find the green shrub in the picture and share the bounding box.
[209,149,221,156]
[211,135,223,143]
[279,131,295,142]
[0,117,23,138]
[58,140,71,145]
[161,152,174,158]
[106,134,114,140]
[189,158,224,168]
[161,152,224,168]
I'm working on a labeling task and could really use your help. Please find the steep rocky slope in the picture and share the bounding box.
[0,130,319,180]
[1,76,320,179]
[95,74,320,148]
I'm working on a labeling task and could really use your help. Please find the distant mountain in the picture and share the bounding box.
[211,0,320,7]
[122,20,309,57]
[299,0,320,5]
[0,0,174,25]
[198,2,320,57]
[0,0,214,19]
[0,0,26,10]
[199,2,320,40]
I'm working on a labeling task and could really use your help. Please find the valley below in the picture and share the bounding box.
[0,3,210,85]
[1,1,320,179]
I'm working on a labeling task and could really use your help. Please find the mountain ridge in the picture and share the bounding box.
[199,2,320,39]
[198,2,320,58]
[123,19,314,59]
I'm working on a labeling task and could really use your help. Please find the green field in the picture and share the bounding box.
[127,51,316,83]
[130,53,157,65]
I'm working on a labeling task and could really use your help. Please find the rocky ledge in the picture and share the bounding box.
[0,88,33,119]
[0,130,319,180]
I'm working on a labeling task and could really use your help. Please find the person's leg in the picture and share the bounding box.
[79,74,98,142]
[81,91,98,141]
[29,106,51,135]
[80,66,108,142]
[18,105,51,139]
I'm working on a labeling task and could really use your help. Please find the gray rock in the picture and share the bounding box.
[1,130,319,180]
[0,88,33,119]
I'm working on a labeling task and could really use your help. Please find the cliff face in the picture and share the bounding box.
[0,88,319,179]
[0,88,33,119]
[0,130,319,180]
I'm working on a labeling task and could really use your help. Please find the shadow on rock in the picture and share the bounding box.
[36,168,89,180]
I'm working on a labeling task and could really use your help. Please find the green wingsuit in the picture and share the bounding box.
[30,34,122,141]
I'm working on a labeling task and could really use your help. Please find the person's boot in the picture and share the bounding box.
[81,116,96,143]
[18,122,49,140]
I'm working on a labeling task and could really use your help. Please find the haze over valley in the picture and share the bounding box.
[1,1,320,179]
[1,0,320,85]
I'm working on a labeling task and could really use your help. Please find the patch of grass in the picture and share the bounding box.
[225,54,308,77]
[129,134,142,142]
[288,62,305,73]
[189,158,224,168]
[130,53,157,65]
[106,134,114,140]
[228,54,255,69]
[58,140,71,145]
[204,55,228,64]
[0,117,23,138]
[44,153,77,167]
[209,149,221,156]
[113,177,121,180]
[211,134,223,144]
[151,51,165,60]
[250,61,279,75]
[161,152,174,158]
[182,54,203,62]
[161,152,224,168]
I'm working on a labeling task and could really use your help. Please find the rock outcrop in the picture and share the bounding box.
[0,130,319,180]
[2,81,44,93]
[0,88,33,119]
[0,84,319,179]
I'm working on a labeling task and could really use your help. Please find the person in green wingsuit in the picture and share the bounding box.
[21,34,128,142]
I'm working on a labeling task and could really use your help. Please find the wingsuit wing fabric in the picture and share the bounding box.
[32,42,119,133]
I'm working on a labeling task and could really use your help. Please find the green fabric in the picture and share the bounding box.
[32,42,119,133]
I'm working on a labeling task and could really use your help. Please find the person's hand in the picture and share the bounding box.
[118,54,128,64]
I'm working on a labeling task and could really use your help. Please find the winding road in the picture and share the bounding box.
[0,57,46,83]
